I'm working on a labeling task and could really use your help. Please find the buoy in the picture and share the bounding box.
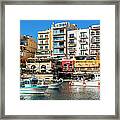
[69,81,73,86]
[83,81,86,87]
[72,82,74,86]
[98,81,100,86]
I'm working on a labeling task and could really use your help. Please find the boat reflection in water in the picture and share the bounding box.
[20,81,100,100]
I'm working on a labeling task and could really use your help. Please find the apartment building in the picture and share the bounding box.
[72,25,100,60]
[89,25,100,57]
[36,30,52,58]
[78,29,89,58]
[51,22,77,60]
[35,23,100,60]
[67,30,77,59]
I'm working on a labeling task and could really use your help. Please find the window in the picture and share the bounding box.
[54,42,58,46]
[59,49,64,54]
[45,41,48,44]
[53,49,59,53]
[91,31,95,35]
[40,41,43,44]
[41,65,46,69]
[54,37,64,40]
[40,35,43,38]
[40,46,43,49]
[45,35,48,38]
[64,64,67,66]
[80,32,87,38]
[60,29,64,33]
[41,65,46,73]
[45,46,48,49]
[69,40,74,43]
[96,30,100,35]
[69,34,74,38]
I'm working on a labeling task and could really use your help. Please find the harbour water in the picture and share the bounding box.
[20,81,100,100]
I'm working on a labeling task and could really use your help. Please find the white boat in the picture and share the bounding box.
[48,78,63,89]
[20,77,48,94]
[70,80,83,86]
[70,80,100,87]
[20,89,45,94]
[85,81,100,87]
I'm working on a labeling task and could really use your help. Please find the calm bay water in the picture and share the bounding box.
[20,82,100,100]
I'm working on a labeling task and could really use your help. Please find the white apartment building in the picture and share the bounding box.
[89,25,100,57]
[67,29,89,58]
[51,22,77,59]
[67,30,78,58]
[36,30,51,58]
[67,25,100,59]
[78,28,89,57]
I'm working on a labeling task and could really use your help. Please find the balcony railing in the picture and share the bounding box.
[38,43,49,45]
[80,36,88,39]
[92,40,100,43]
[38,38,49,40]
[53,39,65,42]
[68,37,76,39]
[80,40,88,45]
[69,43,76,47]
[54,45,65,49]
[69,49,76,52]
[53,32,65,36]
[36,51,50,55]
[90,47,100,49]
[80,47,88,50]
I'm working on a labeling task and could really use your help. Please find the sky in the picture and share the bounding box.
[20,20,100,41]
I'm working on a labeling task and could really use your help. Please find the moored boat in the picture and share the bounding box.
[48,78,63,89]
[20,77,48,94]
[70,80,100,87]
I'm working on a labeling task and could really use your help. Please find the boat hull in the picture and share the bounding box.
[71,80,100,87]
[20,85,48,94]
[48,80,63,89]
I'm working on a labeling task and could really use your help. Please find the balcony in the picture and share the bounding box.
[80,47,88,51]
[68,43,76,47]
[53,32,65,36]
[68,37,76,39]
[38,43,49,45]
[54,39,65,42]
[80,36,88,39]
[54,45,65,49]
[93,34,100,37]
[69,49,76,52]
[37,49,50,52]
[53,52,65,55]
[68,40,75,43]
[92,40,100,43]
[90,46,100,50]
[53,35,64,38]
[36,51,50,55]
[38,37,49,40]
[79,40,88,45]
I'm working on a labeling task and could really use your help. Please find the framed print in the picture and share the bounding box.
[0,0,119,119]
